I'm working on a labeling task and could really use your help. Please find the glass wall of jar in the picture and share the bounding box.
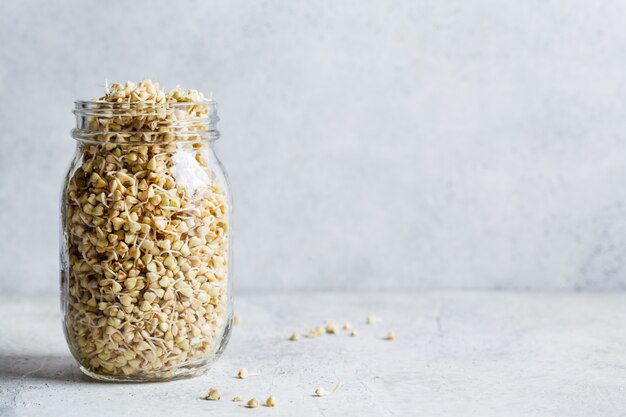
[60,95,232,382]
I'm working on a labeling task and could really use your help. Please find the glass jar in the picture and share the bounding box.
[60,96,232,382]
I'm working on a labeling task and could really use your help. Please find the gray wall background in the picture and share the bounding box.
[2,0,626,294]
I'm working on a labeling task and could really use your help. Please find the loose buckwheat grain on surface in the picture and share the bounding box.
[265,395,277,407]
[236,368,249,379]
[63,80,230,379]
[205,387,221,401]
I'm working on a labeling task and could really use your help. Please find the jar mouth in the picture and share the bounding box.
[74,98,217,109]
[72,99,220,144]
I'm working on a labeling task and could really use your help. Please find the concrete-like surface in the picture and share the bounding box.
[0,292,624,416]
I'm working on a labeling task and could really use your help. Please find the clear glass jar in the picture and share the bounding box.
[60,98,232,382]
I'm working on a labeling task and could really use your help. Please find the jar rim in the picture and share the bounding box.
[72,98,220,143]
[74,98,215,107]
[73,98,218,118]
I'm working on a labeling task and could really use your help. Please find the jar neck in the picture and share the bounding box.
[72,100,220,144]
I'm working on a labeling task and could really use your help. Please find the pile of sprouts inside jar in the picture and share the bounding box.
[63,80,230,378]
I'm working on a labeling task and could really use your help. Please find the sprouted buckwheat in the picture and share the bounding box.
[63,80,230,379]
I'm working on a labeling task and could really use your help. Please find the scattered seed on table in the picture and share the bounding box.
[325,321,338,334]
[366,315,378,325]
[236,368,249,379]
[265,395,277,407]
[307,327,325,338]
[204,387,221,401]
[315,381,343,397]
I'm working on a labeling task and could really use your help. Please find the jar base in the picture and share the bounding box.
[78,361,213,383]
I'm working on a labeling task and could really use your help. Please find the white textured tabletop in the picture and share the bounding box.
[0,292,624,417]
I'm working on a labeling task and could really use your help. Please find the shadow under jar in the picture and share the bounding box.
[60,99,232,382]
